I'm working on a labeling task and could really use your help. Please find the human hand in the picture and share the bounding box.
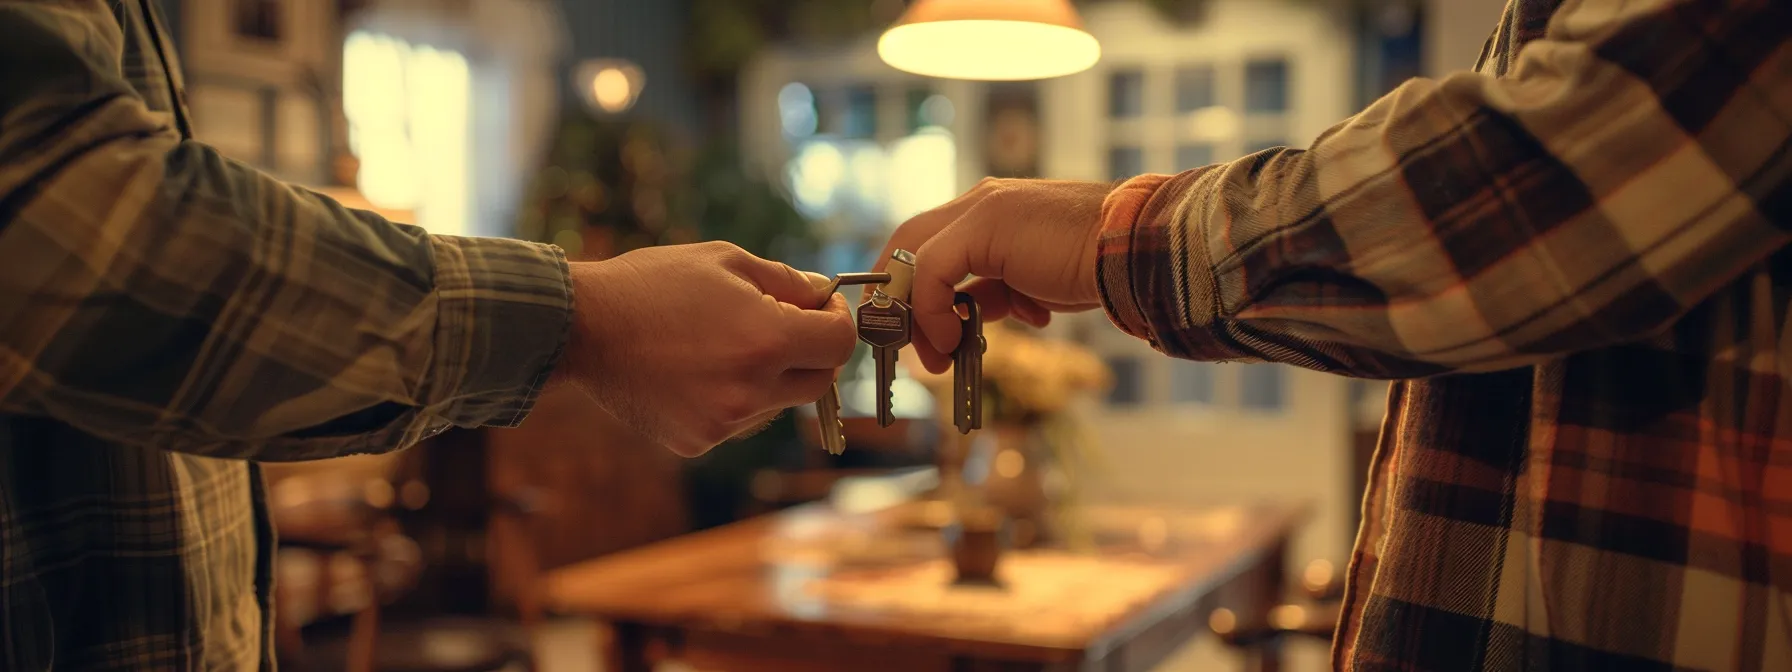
[556,242,856,457]
[875,178,1111,373]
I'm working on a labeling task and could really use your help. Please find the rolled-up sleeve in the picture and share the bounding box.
[1096,0,1791,379]
[0,1,573,460]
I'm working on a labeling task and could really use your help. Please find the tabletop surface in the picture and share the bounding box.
[544,499,1308,662]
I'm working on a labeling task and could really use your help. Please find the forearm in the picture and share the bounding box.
[1098,0,1790,378]
[0,4,573,459]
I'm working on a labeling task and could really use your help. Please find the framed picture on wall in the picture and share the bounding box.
[983,82,1040,178]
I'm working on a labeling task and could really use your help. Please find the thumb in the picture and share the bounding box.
[738,256,832,309]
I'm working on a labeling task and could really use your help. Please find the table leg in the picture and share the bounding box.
[1247,541,1290,672]
[603,621,652,672]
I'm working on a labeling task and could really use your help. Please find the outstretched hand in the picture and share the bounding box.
[556,242,856,457]
[875,178,1113,373]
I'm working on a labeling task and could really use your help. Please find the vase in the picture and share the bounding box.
[968,423,1052,548]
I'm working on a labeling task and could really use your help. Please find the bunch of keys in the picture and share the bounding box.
[810,250,986,454]
[811,271,892,455]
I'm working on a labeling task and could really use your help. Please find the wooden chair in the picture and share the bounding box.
[269,450,552,672]
[1208,558,1346,670]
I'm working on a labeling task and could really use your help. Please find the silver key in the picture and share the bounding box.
[857,251,916,427]
[812,273,891,454]
[953,292,985,434]
[815,381,846,455]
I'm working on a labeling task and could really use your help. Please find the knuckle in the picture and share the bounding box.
[702,241,749,263]
[739,328,790,363]
[711,390,758,425]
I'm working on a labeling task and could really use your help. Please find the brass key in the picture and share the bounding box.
[952,292,985,434]
[813,272,891,455]
[859,251,916,427]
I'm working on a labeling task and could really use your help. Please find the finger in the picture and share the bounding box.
[769,368,838,409]
[777,293,858,369]
[738,254,832,308]
[910,326,954,374]
[960,278,1052,327]
[912,217,1002,357]
[872,187,987,273]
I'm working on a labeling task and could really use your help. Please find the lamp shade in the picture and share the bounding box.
[877,0,1100,81]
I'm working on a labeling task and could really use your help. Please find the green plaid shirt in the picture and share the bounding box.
[0,2,573,669]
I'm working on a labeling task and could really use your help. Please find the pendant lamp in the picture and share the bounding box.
[877,0,1101,81]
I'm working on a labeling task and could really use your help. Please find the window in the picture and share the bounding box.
[1175,144,1215,170]
[234,0,281,41]
[1109,146,1144,181]
[907,87,955,132]
[1244,58,1290,113]
[1240,365,1287,412]
[1175,65,1216,113]
[1170,361,1217,404]
[1108,70,1145,119]
[841,86,878,139]
[1105,356,1145,406]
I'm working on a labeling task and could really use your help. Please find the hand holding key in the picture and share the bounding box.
[874,178,1112,374]
[555,242,857,457]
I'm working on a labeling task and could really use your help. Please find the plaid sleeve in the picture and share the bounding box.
[0,2,572,461]
[1096,0,1792,379]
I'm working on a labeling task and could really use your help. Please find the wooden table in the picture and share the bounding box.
[544,500,1309,672]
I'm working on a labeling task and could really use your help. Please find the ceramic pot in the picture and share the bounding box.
[972,423,1052,548]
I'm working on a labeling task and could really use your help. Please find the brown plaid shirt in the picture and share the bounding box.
[0,1,572,669]
[1099,0,1791,668]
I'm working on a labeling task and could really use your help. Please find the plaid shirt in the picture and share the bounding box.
[1098,0,1790,668]
[0,2,572,670]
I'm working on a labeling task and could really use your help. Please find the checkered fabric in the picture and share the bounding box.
[1097,0,1792,668]
[0,1,572,669]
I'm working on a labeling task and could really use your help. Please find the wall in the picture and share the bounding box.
[1425,0,1507,75]
[558,0,701,136]
[178,0,339,184]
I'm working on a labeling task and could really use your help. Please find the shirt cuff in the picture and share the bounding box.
[1096,173,1179,342]
[426,235,574,429]
[1094,169,1236,359]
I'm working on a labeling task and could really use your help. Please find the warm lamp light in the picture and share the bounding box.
[574,59,645,114]
[877,0,1100,81]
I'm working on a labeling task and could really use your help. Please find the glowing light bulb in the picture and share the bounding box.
[877,0,1100,81]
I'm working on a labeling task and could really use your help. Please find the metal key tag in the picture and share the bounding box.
[856,297,913,350]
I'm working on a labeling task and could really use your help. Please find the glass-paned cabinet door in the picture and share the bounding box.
[1108,69,1146,119]
[1244,58,1290,113]
[1175,64,1217,113]
[1109,146,1145,181]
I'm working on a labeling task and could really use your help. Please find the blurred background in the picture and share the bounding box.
[164,1,1507,670]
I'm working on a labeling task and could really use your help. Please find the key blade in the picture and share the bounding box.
[876,347,898,427]
[816,383,846,455]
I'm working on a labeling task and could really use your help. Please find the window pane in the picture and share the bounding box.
[235,0,282,40]
[842,85,878,139]
[1240,365,1286,411]
[1108,70,1145,119]
[1175,144,1215,170]
[1245,58,1289,113]
[1109,146,1144,182]
[1170,361,1216,404]
[1105,356,1145,406]
[1175,65,1216,113]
